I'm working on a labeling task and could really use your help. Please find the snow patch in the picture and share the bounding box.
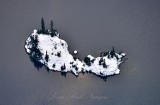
[73,50,78,54]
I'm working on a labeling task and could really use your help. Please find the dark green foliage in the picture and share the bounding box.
[75,66,78,71]
[37,29,41,34]
[100,48,118,59]
[57,52,61,57]
[37,18,57,35]
[54,45,57,49]
[41,17,45,33]
[81,68,85,74]
[50,20,54,32]
[50,20,57,37]
[103,61,107,68]
[27,35,43,69]
[72,64,76,68]
[52,64,56,68]
[107,54,110,58]
[115,55,119,60]
[61,64,66,71]
[91,59,95,63]
[99,58,104,65]
[110,47,115,58]
[45,51,49,62]
[29,35,42,61]
[100,51,109,57]
[31,35,38,47]
[84,56,91,66]
[99,58,107,68]
[70,62,73,64]
[109,47,119,60]
[100,72,103,75]
[37,18,49,34]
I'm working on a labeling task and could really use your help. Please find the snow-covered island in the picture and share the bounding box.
[25,18,126,78]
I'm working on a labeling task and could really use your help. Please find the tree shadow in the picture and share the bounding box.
[89,71,108,82]
[61,72,67,77]
[81,71,107,82]
[29,56,43,70]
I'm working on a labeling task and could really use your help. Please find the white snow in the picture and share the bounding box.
[73,50,78,54]
[25,30,126,77]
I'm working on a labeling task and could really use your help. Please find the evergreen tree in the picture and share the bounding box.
[45,51,49,62]
[50,20,54,36]
[57,52,61,57]
[103,61,107,68]
[61,64,66,71]
[110,47,115,58]
[29,35,42,61]
[41,17,45,34]
[84,56,91,66]
[99,58,104,65]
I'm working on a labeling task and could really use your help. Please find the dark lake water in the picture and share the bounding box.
[0,0,160,105]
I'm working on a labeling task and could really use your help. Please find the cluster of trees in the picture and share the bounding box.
[83,56,95,66]
[99,58,107,68]
[29,36,43,69]
[37,18,57,37]
[100,47,119,60]
[83,47,120,68]
[29,35,42,62]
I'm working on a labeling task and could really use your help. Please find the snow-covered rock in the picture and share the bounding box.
[73,50,78,54]
[25,30,126,77]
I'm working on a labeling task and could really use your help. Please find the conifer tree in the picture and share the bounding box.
[84,56,91,66]
[110,47,115,58]
[50,20,54,33]
[50,20,56,37]
[61,64,66,71]
[45,51,49,62]
[41,17,45,33]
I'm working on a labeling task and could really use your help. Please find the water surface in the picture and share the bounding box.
[0,0,160,105]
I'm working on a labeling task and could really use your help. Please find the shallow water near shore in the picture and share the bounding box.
[0,0,160,105]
